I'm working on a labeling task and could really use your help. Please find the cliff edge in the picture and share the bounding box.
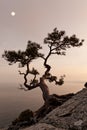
[21,88,87,130]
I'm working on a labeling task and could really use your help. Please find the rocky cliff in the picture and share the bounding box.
[21,88,87,130]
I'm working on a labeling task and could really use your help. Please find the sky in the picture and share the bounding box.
[0,0,87,84]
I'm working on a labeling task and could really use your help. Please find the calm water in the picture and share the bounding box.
[0,81,84,129]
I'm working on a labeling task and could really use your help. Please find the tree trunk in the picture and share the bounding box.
[39,77,50,102]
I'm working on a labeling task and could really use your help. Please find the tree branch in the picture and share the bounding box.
[43,46,52,77]
[19,62,40,90]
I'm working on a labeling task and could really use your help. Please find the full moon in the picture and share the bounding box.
[11,12,16,16]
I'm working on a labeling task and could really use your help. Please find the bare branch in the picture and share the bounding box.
[18,70,25,75]
[19,62,40,91]
[43,52,51,77]
[19,84,28,91]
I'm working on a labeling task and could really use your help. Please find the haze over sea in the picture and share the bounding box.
[0,0,87,129]
[0,81,84,129]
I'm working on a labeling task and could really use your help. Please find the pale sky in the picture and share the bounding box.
[0,0,87,84]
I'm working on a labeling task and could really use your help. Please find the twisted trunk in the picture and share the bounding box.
[39,77,50,102]
[20,53,51,102]
[39,48,52,102]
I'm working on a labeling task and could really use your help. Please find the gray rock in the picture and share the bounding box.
[40,88,87,129]
[21,123,65,130]
[21,88,87,130]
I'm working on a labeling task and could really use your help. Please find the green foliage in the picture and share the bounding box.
[44,28,84,56]
[12,109,34,126]
[31,68,39,75]
[2,28,83,67]
[2,41,43,67]
[26,41,43,58]
[2,28,84,92]
[18,109,33,121]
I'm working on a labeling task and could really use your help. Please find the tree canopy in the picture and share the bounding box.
[2,28,84,101]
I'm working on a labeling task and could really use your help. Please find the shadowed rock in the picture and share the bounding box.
[7,93,74,130]
[21,88,87,130]
[40,88,87,130]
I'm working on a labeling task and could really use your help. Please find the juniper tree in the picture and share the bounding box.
[2,28,84,102]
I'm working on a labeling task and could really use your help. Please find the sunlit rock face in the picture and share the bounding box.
[40,88,87,130]
[22,88,87,130]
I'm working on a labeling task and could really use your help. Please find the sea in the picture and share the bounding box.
[0,81,84,129]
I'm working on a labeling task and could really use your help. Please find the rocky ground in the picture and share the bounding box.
[7,93,74,130]
[7,88,87,130]
[35,88,87,130]
[21,123,66,130]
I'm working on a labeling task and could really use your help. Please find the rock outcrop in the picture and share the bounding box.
[7,93,74,130]
[35,93,74,121]
[21,88,87,130]
[21,123,65,130]
[7,110,34,130]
